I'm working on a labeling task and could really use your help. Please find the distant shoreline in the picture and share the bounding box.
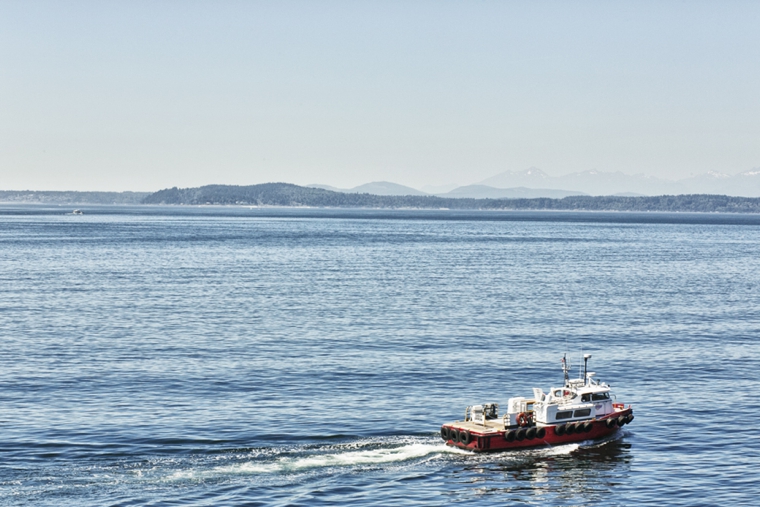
[4,184,760,213]
[0,190,150,205]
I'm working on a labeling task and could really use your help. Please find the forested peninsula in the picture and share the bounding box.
[142,183,760,213]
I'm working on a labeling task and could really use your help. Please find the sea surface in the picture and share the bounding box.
[1,205,759,506]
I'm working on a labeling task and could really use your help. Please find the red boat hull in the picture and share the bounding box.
[443,408,633,452]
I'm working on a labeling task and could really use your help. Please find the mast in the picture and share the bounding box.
[583,354,591,385]
[562,353,569,386]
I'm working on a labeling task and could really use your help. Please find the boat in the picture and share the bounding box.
[440,354,633,452]
[71,209,83,215]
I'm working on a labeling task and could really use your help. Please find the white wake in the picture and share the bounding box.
[166,439,465,481]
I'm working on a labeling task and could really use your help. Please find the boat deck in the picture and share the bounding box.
[448,419,507,434]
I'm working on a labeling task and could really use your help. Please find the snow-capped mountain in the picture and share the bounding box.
[477,168,760,196]
[478,167,553,189]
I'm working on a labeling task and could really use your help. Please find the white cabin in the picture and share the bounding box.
[499,355,616,428]
[532,372,614,424]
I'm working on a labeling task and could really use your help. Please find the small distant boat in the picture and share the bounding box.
[440,354,634,452]
[71,209,83,215]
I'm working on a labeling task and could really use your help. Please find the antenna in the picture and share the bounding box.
[578,347,583,380]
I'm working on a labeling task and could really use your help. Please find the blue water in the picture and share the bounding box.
[1,205,759,506]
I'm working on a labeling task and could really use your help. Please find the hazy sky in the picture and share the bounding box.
[2,1,759,191]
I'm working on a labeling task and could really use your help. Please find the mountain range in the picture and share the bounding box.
[307,182,426,196]
[478,167,760,197]
[307,181,587,199]
[310,167,760,198]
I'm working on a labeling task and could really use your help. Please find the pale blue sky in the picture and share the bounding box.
[1,0,759,191]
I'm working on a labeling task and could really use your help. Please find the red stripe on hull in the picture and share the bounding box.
[444,409,632,453]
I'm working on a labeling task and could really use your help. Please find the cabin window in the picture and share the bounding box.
[592,392,610,401]
[574,409,591,417]
[581,394,591,402]
[556,411,573,420]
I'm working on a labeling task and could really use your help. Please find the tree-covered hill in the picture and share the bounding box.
[141,183,760,213]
